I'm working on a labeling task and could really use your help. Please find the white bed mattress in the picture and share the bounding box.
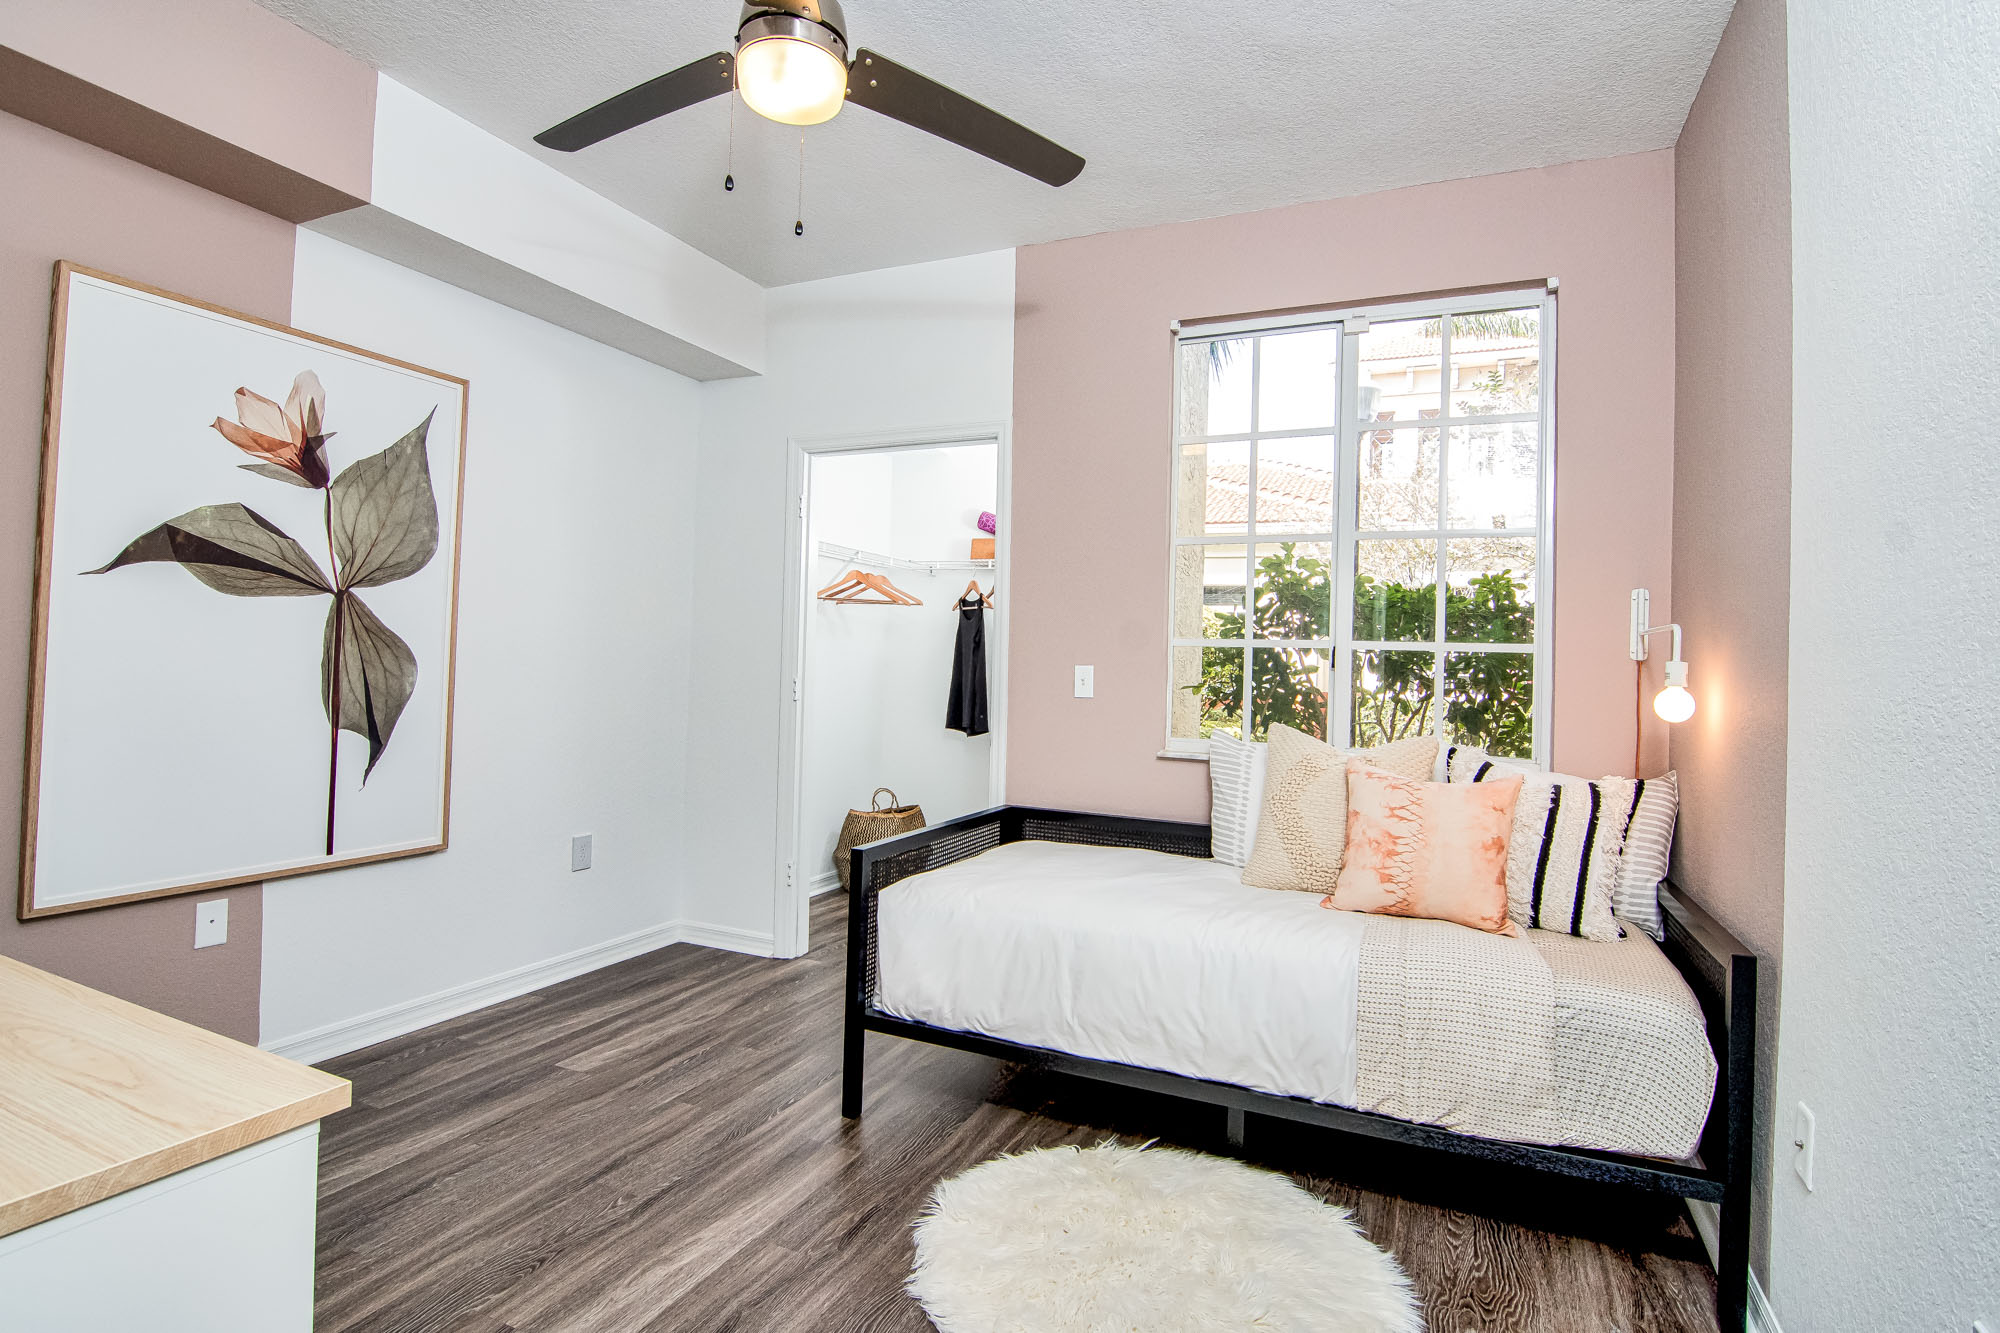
[875,841,1716,1159]
[877,841,1366,1106]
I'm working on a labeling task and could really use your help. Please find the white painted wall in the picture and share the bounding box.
[802,444,997,889]
[1771,3,2000,1329]
[311,76,766,380]
[260,230,697,1050]
[886,445,999,562]
[686,250,1015,945]
[812,451,894,553]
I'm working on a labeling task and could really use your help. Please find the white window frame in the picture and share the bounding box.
[1163,286,1556,765]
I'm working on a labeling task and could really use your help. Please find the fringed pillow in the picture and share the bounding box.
[1443,743,1540,784]
[1446,745,1634,941]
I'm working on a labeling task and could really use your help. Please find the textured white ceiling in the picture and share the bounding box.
[256,0,1731,287]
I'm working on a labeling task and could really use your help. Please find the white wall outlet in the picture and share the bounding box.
[1074,665,1094,698]
[570,833,593,872]
[193,898,228,949]
[1793,1102,1816,1191]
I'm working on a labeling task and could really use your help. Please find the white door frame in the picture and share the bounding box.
[772,421,1011,958]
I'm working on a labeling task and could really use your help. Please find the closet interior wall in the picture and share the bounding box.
[801,443,999,892]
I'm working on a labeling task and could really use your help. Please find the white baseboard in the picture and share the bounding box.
[677,919,779,956]
[1747,1277,1780,1333]
[261,916,776,1065]
[1687,1200,1781,1333]
[807,869,841,896]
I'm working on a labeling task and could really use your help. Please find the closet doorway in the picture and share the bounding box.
[775,427,1007,956]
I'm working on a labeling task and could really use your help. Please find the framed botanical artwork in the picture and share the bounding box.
[18,263,468,919]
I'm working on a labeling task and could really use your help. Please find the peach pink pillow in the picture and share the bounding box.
[1325,761,1523,936]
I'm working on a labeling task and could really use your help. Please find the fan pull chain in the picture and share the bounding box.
[723,95,736,192]
[795,129,806,237]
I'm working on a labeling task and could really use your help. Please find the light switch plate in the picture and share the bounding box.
[1793,1102,1816,1191]
[1074,665,1094,698]
[571,833,593,872]
[194,898,228,949]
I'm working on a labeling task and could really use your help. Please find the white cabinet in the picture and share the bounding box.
[0,1125,323,1332]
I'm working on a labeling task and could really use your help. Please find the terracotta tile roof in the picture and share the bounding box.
[1361,332,1539,363]
[1205,461,1336,528]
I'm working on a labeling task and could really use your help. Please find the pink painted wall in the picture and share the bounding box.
[1671,0,1791,1282]
[0,0,380,1047]
[1008,151,1677,821]
[0,109,296,1043]
[0,0,375,203]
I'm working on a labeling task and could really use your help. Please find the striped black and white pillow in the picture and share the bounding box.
[1610,771,1678,940]
[1446,746,1634,942]
[1443,744,1540,785]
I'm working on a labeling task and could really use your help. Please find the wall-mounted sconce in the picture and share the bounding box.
[1630,589,1695,723]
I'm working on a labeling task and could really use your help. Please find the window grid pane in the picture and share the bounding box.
[1445,538,1537,644]
[1175,295,1545,759]
[1445,649,1535,758]
[1248,643,1330,740]
[1351,649,1436,749]
[1173,327,1341,741]
[1345,303,1542,757]
[1252,542,1332,642]
[1171,643,1248,741]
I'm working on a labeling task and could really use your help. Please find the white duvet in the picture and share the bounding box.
[876,840,1366,1107]
[875,840,1718,1159]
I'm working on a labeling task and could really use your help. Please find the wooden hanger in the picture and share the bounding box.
[818,569,922,605]
[960,580,995,609]
[817,569,867,599]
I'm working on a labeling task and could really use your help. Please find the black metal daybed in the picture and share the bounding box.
[840,804,1757,1331]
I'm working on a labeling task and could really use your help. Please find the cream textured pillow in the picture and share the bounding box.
[1240,726,1440,892]
[1328,760,1523,936]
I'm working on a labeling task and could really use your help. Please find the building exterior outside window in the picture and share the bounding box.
[1167,291,1553,762]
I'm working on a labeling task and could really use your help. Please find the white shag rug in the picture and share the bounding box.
[907,1142,1423,1333]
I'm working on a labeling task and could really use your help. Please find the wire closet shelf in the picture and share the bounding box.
[816,541,995,574]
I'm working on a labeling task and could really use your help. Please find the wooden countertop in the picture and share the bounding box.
[0,956,350,1239]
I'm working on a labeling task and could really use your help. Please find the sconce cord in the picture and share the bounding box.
[1634,660,1644,778]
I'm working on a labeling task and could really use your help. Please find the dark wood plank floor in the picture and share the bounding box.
[315,893,1720,1332]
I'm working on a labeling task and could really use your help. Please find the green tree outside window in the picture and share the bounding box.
[1190,544,1534,756]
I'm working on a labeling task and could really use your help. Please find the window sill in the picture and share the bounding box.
[1157,749,1210,763]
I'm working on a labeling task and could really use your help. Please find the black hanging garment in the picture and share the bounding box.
[945,593,989,736]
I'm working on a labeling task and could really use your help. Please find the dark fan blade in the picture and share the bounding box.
[843,49,1083,187]
[535,53,735,151]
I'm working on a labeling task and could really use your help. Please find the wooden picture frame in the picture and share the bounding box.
[18,262,469,919]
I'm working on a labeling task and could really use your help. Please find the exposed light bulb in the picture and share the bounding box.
[736,36,847,126]
[1653,658,1695,723]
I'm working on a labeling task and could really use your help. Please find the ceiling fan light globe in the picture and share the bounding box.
[737,34,848,125]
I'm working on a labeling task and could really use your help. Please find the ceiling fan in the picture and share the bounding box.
[534,0,1084,188]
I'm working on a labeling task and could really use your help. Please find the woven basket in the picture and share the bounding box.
[834,788,925,891]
